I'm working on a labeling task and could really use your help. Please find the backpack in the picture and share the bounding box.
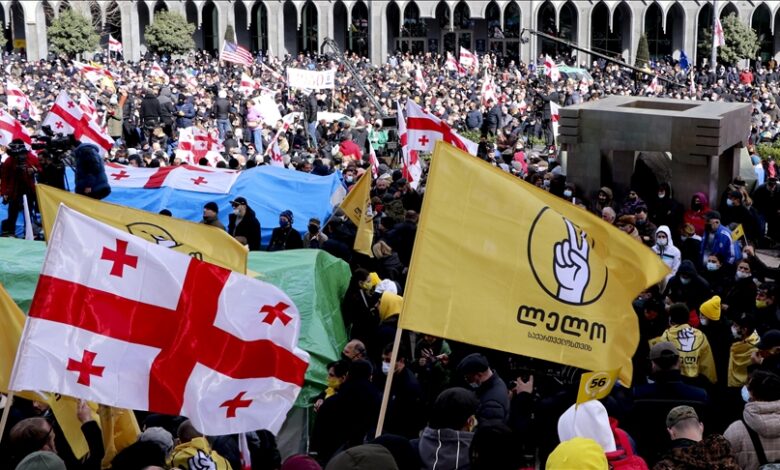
[742,418,780,469]
[606,418,650,470]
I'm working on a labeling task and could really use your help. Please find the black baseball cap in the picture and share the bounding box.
[230,196,247,206]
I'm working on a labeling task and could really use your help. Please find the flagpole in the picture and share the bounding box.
[0,392,15,444]
[375,326,403,437]
[711,0,718,73]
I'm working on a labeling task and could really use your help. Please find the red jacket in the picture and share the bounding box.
[0,153,41,199]
[339,140,363,162]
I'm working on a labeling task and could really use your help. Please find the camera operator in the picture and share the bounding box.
[73,143,111,200]
[1,139,41,236]
[36,150,66,190]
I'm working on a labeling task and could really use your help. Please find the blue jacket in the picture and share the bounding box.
[176,100,196,128]
[701,225,735,264]
[74,143,111,200]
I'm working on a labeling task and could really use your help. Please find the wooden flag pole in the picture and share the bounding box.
[375,326,403,437]
[0,392,15,443]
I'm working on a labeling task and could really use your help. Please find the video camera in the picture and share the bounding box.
[31,125,78,157]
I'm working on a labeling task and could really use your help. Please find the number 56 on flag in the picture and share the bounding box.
[576,369,620,406]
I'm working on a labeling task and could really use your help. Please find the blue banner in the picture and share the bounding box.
[1,166,346,245]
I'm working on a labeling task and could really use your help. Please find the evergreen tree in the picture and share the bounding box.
[48,9,100,57]
[144,11,195,55]
[635,34,650,69]
[698,13,759,66]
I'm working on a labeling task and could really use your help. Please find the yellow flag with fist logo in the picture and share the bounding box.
[399,142,670,385]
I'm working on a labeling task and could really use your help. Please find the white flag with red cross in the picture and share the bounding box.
[108,34,123,53]
[150,61,170,83]
[414,66,427,94]
[459,47,478,74]
[176,127,224,166]
[72,61,115,85]
[551,100,560,140]
[6,81,40,121]
[396,101,422,190]
[10,205,310,435]
[405,99,478,156]
[43,91,113,155]
[544,55,560,83]
[0,108,33,148]
[104,162,239,194]
[714,18,726,48]
[445,52,466,75]
[480,71,498,108]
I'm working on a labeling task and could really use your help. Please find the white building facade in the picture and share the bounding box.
[3,1,780,66]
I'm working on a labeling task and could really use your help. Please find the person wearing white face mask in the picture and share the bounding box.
[653,226,681,290]
[456,353,509,426]
[378,342,424,438]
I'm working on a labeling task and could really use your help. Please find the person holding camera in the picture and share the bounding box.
[73,143,111,200]
[1,139,41,236]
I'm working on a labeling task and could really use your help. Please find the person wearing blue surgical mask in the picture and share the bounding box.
[701,254,731,296]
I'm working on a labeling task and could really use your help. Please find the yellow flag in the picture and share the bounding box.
[339,173,374,257]
[37,185,248,273]
[576,369,620,405]
[99,405,141,467]
[399,143,670,385]
[731,224,745,242]
[0,283,25,392]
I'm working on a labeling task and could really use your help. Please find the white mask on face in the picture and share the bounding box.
[381,361,391,375]
[657,238,668,247]
[233,208,241,216]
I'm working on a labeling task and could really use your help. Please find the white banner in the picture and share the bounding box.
[286,68,335,90]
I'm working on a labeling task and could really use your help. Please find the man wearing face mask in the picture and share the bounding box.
[634,206,657,246]
[665,260,713,318]
[456,353,509,426]
[227,196,261,251]
[378,342,424,439]
[728,313,760,389]
[654,226,681,288]
[302,217,328,249]
[701,211,736,266]
[267,210,303,252]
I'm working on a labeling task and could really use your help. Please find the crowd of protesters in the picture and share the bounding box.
[4,45,780,469]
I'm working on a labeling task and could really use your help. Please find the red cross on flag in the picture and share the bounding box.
[405,99,478,156]
[239,73,260,96]
[714,18,726,48]
[396,101,422,190]
[10,205,310,435]
[108,34,123,53]
[480,71,498,108]
[414,66,428,94]
[550,101,560,140]
[0,109,33,149]
[150,61,169,83]
[459,47,478,74]
[104,162,239,194]
[6,81,41,121]
[176,127,225,166]
[445,52,466,76]
[72,60,115,85]
[43,91,113,155]
[544,55,560,83]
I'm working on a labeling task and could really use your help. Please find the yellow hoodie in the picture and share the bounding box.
[728,331,760,387]
[379,292,404,322]
[658,324,717,384]
[168,437,233,470]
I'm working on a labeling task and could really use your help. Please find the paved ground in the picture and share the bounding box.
[757,249,780,268]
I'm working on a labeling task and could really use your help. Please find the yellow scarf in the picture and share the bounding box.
[728,331,759,387]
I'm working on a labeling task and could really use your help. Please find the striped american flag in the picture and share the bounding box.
[220,41,253,66]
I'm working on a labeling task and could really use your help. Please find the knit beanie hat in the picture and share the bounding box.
[546,438,608,470]
[15,451,66,470]
[557,400,617,452]
[700,295,721,321]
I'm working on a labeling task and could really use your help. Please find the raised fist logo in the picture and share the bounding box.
[188,450,217,470]
[553,219,591,304]
[677,327,696,353]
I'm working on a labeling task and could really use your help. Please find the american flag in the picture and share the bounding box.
[221,41,253,66]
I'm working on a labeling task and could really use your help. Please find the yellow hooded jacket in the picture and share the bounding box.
[658,324,717,384]
[168,437,233,470]
[728,331,760,387]
[379,291,404,322]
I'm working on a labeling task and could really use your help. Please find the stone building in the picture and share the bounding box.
[3,1,780,65]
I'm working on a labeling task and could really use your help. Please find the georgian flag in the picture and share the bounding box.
[150,61,169,83]
[269,140,285,168]
[367,141,379,179]
[459,47,478,74]
[414,66,428,94]
[6,81,40,121]
[108,34,122,53]
[445,52,466,75]
[544,55,560,83]
[480,71,498,107]
[105,162,239,194]
[714,18,726,48]
[0,108,32,148]
[176,127,224,166]
[239,73,260,96]
[43,91,113,155]
[10,205,309,435]
[72,61,115,85]
[397,101,422,189]
[551,101,560,140]
[405,99,478,155]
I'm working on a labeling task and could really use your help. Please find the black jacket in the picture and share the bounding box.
[304,93,318,123]
[212,97,231,120]
[140,93,161,125]
[267,226,303,251]
[474,371,510,425]
[228,206,262,251]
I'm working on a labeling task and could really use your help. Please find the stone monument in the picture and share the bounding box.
[559,96,752,208]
